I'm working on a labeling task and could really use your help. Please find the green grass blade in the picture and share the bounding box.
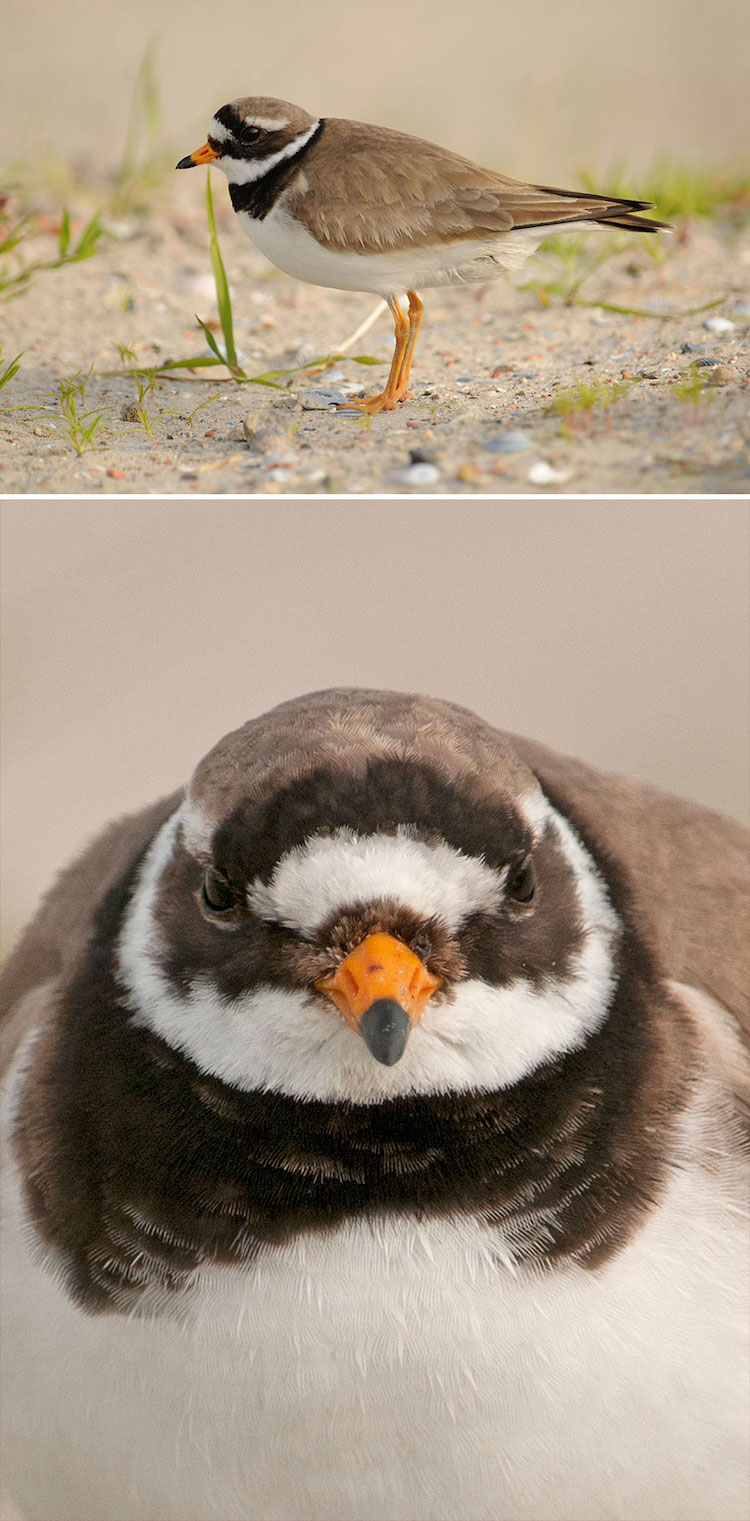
[73,213,103,260]
[58,209,71,257]
[205,174,237,369]
[0,350,23,390]
[195,314,226,363]
[576,296,727,318]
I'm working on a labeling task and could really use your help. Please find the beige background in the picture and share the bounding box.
[1,498,748,945]
[2,0,749,179]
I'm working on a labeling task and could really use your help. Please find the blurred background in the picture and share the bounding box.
[2,0,749,180]
[1,498,748,946]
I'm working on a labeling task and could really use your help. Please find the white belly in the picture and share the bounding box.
[236,203,544,297]
[2,1090,748,1521]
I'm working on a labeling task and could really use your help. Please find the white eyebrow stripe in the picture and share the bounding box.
[210,115,294,137]
[245,115,292,132]
[247,828,507,935]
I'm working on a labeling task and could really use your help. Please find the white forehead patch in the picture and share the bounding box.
[247,828,506,935]
[208,118,232,144]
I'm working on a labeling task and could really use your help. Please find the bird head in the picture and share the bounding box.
[118,689,618,1105]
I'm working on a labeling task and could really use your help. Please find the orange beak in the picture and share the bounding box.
[175,142,220,170]
[315,933,441,1066]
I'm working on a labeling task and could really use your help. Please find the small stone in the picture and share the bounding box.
[592,311,611,325]
[527,461,573,487]
[300,387,349,410]
[680,342,706,354]
[732,302,750,316]
[120,401,141,421]
[106,468,126,479]
[706,365,734,384]
[703,316,735,334]
[394,462,441,487]
[694,356,722,368]
[483,429,531,454]
[409,446,438,465]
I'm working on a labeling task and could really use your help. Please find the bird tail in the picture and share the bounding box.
[532,184,671,233]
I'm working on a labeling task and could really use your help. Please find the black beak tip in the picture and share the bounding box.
[175,155,196,171]
[360,999,411,1067]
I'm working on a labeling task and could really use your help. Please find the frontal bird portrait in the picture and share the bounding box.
[1,688,747,1521]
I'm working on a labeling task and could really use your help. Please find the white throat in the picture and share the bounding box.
[117,802,620,1104]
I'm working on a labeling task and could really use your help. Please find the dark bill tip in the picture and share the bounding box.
[175,155,197,171]
[360,999,411,1067]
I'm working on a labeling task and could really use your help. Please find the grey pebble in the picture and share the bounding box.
[680,342,707,353]
[395,462,441,487]
[300,388,349,411]
[703,316,735,334]
[694,356,722,368]
[482,429,531,454]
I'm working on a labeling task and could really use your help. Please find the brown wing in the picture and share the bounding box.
[511,734,750,1037]
[0,791,182,1076]
[289,119,668,254]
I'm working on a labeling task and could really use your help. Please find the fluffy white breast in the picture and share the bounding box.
[117,801,620,1103]
[2,1068,747,1521]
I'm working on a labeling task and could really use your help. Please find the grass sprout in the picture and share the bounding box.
[113,40,170,209]
[0,200,103,300]
[28,367,113,455]
[0,346,23,391]
[673,364,712,406]
[546,377,634,436]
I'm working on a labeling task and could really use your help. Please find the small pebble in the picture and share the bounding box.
[680,342,707,353]
[732,302,750,316]
[703,316,735,334]
[707,365,734,385]
[527,461,573,487]
[300,387,350,411]
[483,429,531,454]
[592,311,611,325]
[409,447,438,465]
[694,356,721,368]
[120,401,141,421]
[394,462,441,487]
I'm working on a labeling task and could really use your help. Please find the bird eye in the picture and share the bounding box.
[411,934,432,961]
[507,854,536,906]
[240,124,262,144]
[201,868,238,913]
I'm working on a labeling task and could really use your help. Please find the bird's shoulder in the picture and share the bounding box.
[0,791,182,1076]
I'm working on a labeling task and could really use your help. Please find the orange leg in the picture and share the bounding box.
[338,295,412,415]
[392,291,424,401]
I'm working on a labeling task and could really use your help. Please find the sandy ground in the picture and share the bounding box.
[1,182,748,496]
